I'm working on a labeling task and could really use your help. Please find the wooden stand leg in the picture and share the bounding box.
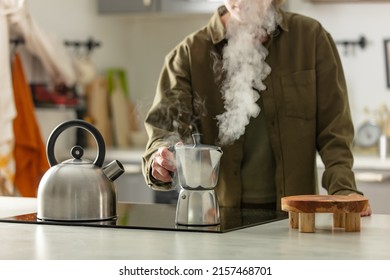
[333,213,345,228]
[344,213,361,232]
[299,213,315,233]
[289,212,299,229]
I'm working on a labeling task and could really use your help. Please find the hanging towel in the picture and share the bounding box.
[12,53,49,197]
[0,2,18,195]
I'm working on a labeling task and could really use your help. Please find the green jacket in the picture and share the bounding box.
[142,7,362,209]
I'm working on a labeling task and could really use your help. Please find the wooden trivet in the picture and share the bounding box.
[281,195,368,233]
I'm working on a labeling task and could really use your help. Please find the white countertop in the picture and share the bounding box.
[0,196,389,260]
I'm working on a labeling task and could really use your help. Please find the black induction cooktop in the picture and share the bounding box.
[0,203,288,233]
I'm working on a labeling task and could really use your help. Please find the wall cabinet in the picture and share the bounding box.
[160,0,223,14]
[97,0,224,15]
[97,0,159,14]
[96,0,293,15]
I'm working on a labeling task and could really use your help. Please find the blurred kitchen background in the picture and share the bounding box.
[2,0,390,211]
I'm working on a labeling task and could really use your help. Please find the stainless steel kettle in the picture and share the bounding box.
[37,120,124,221]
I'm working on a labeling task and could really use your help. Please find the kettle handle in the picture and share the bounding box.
[47,119,106,167]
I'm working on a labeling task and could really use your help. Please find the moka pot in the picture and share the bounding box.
[174,134,223,226]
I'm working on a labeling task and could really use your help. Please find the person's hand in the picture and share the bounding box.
[150,146,176,183]
[348,193,372,217]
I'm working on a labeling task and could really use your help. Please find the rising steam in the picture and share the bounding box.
[216,1,280,145]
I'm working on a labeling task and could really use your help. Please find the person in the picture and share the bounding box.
[142,0,372,216]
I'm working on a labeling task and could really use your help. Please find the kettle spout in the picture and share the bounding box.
[103,160,125,181]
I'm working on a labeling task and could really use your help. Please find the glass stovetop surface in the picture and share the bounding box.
[0,203,287,233]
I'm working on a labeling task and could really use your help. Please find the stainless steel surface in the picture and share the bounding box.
[37,120,124,221]
[174,137,223,226]
[103,160,125,181]
[37,164,118,221]
[175,189,220,225]
[175,144,222,190]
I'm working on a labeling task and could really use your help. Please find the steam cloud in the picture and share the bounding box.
[216,1,279,145]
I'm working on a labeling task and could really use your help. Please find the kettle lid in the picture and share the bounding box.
[61,145,93,165]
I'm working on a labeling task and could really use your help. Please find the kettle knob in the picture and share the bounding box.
[46,119,105,167]
[71,145,84,159]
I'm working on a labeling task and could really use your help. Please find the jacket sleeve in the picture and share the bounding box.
[315,29,362,196]
[142,45,194,191]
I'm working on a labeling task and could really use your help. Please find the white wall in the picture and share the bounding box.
[28,0,210,125]
[28,0,129,78]
[27,0,390,136]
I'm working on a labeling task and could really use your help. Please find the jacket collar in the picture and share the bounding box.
[207,5,289,46]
